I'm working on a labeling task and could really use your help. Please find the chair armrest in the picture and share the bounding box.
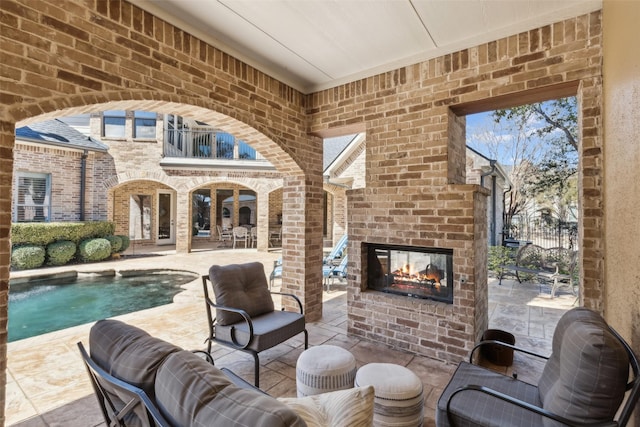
[270,290,304,315]
[469,340,549,364]
[447,384,618,427]
[204,297,255,350]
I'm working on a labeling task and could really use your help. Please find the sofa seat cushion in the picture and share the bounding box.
[436,361,542,427]
[155,351,306,427]
[215,310,305,352]
[209,262,274,325]
[89,319,181,397]
[278,386,375,427]
[538,307,629,426]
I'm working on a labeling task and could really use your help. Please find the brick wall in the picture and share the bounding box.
[309,12,603,361]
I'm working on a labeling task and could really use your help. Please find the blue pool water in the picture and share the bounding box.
[8,270,198,342]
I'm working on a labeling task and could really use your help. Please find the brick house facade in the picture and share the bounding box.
[1,1,639,424]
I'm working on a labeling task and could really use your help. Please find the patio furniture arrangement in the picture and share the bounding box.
[498,244,578,297]
[436,307,640,427]
[202,261,308,387]
[79,319,375,427]
[296,345,357,397]
[355,363,424,427]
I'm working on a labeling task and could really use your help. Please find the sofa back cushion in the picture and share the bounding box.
[538,308,629,425]
[209,262,274,326]
[155,351,306,426]
[89,319,181,398]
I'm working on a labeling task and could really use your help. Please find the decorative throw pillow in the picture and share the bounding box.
[209,262,274,325]
[278,386,375,427]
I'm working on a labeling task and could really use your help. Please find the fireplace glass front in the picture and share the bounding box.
[367,243,453,303]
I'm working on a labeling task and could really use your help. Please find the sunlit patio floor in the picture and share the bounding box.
[5,244,576,426]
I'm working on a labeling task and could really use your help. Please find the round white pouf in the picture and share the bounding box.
[355,363,424,427]
[296,345,357,397]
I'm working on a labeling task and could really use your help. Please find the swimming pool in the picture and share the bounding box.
[8,270,198,342]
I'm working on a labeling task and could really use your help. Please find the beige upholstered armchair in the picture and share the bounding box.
[202,262,308,387]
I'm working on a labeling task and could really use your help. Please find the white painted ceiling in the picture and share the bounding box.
[132,0,602,94]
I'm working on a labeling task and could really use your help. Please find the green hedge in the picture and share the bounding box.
[105,235,123,254]
[11,245,46,270]
[118,235,131,253]
[11,221,115,246]
[47,240,77,266]
[78,238,112,262]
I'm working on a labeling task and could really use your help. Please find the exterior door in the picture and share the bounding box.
[157,191,175,245]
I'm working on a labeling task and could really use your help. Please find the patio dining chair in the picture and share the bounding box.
[202,262,308,388]
[232,226,249,249]
[217,225,232,246]
[250,226,257,247]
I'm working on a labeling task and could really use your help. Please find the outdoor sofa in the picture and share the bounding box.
[79,319,374,427]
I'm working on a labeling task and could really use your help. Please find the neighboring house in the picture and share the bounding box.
[13,119,109,223]
[465,146,510,246]
[13,114,507,250]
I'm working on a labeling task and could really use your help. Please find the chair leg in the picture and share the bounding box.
[303,329,309,350]
[253,353,260,388]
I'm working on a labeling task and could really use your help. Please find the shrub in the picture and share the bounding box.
[11,221,116,246]
[105,235,123,254]
[47,240,77,266]
[117,235,131,253]
[78,238,112,262]
[487,245,514,276]
[11,245,46,270]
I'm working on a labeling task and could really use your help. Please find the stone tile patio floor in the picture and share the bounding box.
[5,244,576,426]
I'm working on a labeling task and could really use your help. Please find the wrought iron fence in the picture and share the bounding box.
[503,217,577,250]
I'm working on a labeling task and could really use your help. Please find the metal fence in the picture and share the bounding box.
[503,218,577,250]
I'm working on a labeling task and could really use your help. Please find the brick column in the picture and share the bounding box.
[0,120,15,426]
[281,172,324,322]
[332,191,348,244]
[175,192,191,254]
[256,193,269,251]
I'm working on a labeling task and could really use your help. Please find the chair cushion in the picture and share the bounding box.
[436,361,542,427]
[278,386,374,427]
[89,319,181,398]
[215,310,305,352]
[155,351,306,427]
[538,308,629,426]
[209,262,274,325]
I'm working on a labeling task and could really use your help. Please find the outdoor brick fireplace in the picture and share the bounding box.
[366,243,453,304]
[346,112,490,363]
[347,182,489,363]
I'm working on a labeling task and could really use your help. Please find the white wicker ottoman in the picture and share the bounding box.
[355,363,424,427]
[296,345,357,397]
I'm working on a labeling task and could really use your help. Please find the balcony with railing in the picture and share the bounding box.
[162,129,271,168]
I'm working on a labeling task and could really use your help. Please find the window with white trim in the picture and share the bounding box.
[103,110,126,138]
[15,172,51,222]
[134,110,157,139]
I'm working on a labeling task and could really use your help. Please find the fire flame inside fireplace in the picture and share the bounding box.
[392,263,442,289]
